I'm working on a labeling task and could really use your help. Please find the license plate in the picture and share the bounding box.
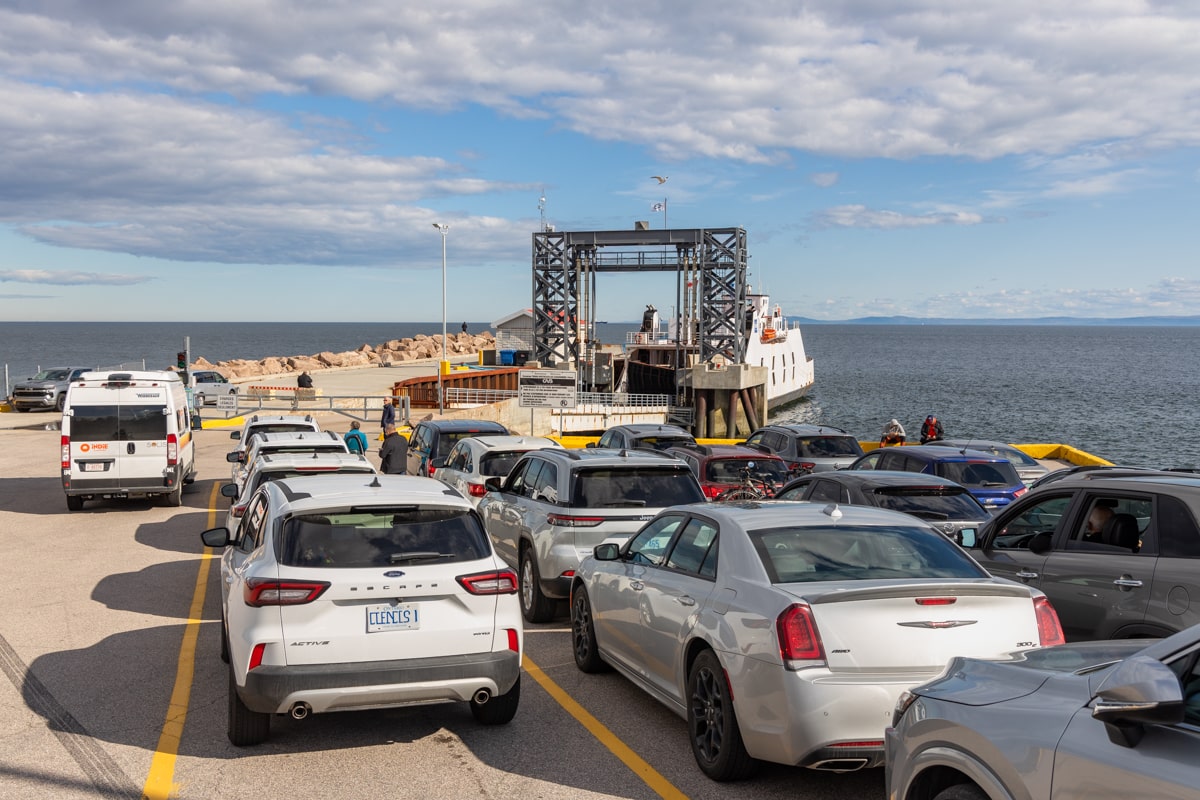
[366,603,420,632]
[84,462,106,472]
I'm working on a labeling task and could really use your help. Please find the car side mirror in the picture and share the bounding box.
[484,476,503,492]
[1092,655,1184,747]
[230,431,241,440]
[593,542,620,561]
[585,442,596,448]
[226,451,240,463]
[220,483,239,498]
[200,527,231,549]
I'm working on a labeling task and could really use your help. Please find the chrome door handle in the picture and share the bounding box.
[630,580,644,591]
[676,595,696,607]
[1015,570,1039,580]
[1113,577,1144,588]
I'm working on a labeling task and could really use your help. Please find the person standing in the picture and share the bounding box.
[381,397,396,432]
[919,415,944,444]
[378,423,407,474]
[344,420,369,455]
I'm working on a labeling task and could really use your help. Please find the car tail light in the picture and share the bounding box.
[701,484,724,499]
[167,433,178,466]
[547,513,604,527]
[506,628,520,652]
[248,643,266,671]
[915,597,957,606]
[468,483,488,498]
[777,603,825,666]
[457,569,518,595]
[1034,596,1065,646]
[61,435,70,470]
[829,740,884,749]
[1014,486,1028,499]
[231,503,247,519]
[243,578,330,607]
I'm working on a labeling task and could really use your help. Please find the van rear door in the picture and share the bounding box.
[68,390,169,489]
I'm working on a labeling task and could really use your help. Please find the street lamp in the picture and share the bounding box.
[432,223,450,415]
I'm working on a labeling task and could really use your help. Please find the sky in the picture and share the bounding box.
[1,1,1199,323]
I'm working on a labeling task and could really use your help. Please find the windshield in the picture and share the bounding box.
[706,458,790,484]
[750,524,987,584]
[797,437,861,458]
[278,507,489,567]
[33,369,70,381]
[871,487,990,520]
[573,467,704,508]
[936,460,1022,488]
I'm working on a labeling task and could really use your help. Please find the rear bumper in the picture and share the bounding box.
[238,650,522,714]
[62,467,185,497]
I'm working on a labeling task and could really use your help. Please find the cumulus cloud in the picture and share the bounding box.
[0,269,151,285]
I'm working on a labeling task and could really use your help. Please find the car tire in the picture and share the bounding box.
[227,665,270,746]
[933,785,988,800]
[470,674,520,725]
[519,545,556,623]
[571,586,610,673]
[15,406,30,413]
[219,617,230,664]
[687,649,756,781]
[163,481,183,507]
[55,394,66,412]
[65,495,84,511]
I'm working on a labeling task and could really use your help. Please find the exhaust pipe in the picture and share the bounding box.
[472,689,491,705]
[289,702,311,720]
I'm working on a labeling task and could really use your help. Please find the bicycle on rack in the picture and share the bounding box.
[713,465,783,502]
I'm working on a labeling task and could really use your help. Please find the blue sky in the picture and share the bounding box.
[1,1,1199,323]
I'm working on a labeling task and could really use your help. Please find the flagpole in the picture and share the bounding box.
[662,198,667,229]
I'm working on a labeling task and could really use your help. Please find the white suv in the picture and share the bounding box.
[201,473,523,746]
[227,430,349,493]
[220,451,377,533]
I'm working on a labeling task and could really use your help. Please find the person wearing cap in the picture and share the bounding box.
[919,414,944,444]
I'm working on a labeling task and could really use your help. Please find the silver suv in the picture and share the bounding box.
[477,448,705,622]
[11,366,93,412]
[743,423,864,472]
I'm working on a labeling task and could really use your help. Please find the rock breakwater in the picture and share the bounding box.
[188,331,496,380]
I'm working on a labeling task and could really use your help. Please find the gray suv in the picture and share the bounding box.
[969,470,1200,641]
[477,448,705,622]
[743,423,864,472]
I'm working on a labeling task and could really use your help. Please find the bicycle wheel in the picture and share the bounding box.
[714,487,765,502]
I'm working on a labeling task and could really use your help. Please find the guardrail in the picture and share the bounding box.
[198,393,411,424]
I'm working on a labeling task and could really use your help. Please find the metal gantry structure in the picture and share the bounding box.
[530,227,749,385]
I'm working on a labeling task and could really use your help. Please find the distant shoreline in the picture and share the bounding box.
[4,317,1199,326]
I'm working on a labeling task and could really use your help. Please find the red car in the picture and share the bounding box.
[665,444,793,500]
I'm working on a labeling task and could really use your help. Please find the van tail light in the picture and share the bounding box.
[547,513,604,528]
[468,483,488,498]
[457,569,518,595]
[777,603,825,666]
[167,433,178,466]
[1034,596,1066,646]
[243,578,330,607]
[61,435,71,469]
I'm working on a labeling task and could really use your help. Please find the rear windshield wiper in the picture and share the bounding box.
[594,500,647,507]
[388,551,447,563]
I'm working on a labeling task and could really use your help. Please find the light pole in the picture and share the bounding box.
[432,223,450,415]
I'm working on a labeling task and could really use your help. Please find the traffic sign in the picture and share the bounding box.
[518,368,577,409]
[216,394,238,410]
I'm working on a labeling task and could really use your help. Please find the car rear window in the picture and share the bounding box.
[870,487,989,520]
[636,435,695,450]
[573,467,704,508]
[750,525,987,583]
[706,458,790,484]
[936,460,1022,488]
[277,507,489,568]
[247,424,318,439]
[438,428,506,458]
[797,436,862,457]
[479,451,524,477]
[70,404,167,441]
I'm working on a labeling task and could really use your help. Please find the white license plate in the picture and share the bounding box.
[366,603,420,632]
[84,462,106,472]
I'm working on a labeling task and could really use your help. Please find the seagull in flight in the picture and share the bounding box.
[651,176,668,184]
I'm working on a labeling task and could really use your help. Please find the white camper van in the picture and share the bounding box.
[60,370,197,510]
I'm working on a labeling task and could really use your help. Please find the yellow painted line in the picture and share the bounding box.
[523,655,688,800]
[142,482,219,800]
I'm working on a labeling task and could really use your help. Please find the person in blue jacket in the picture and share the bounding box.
[344,421,369,455]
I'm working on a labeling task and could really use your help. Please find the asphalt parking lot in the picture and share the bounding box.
[0,417,884,800]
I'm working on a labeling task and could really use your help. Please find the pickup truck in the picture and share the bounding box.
[10,366,94,412]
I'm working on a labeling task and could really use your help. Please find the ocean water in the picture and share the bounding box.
[3,321,1196,467]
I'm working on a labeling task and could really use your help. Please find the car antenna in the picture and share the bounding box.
[369,476,382,487]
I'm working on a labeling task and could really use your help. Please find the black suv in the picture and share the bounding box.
[743,423,864,472]
[968,470,1200,641]
[406,418,509,477]
[594,423,696,451]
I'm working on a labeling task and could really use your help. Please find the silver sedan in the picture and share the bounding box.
[570,501,1066,781]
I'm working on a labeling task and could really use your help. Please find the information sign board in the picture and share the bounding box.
[518,369,578,408]
[216,394,238,410]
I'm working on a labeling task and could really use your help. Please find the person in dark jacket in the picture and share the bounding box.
[919,415,944,444]
[297,371,314,389]
[381,397,396,432]
[378,423,407,474]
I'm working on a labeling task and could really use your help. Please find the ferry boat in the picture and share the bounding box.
[618,291,815,411]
